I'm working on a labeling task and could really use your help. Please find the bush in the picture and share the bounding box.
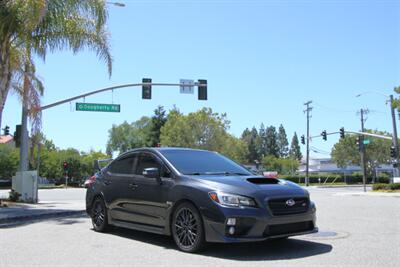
[372,183,400,191]
[372,184,387,191]
[279,173,391,185]
[388,183,400,190]
[8,189,20,202]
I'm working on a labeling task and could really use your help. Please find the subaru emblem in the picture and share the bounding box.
[286,199,295,207]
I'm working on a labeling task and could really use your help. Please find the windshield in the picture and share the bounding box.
[159,149,252,176]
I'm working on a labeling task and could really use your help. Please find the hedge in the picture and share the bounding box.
[372,183,400,191]
[279,173,391,184]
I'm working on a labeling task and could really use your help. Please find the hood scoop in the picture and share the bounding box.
[247,177,280,185]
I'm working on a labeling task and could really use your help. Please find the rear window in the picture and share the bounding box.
[159,150,251,176]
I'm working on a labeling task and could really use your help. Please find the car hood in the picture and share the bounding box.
[188,175,308,200]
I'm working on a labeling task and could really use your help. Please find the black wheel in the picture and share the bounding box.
[91,197,109,232]
[172,202,206,253]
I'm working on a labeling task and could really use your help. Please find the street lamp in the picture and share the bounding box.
[356,90,398,182]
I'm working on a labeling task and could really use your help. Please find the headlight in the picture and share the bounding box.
[208,191,256,208]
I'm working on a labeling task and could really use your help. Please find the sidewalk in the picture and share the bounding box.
[0,188,87,226]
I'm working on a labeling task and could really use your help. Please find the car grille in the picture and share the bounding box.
[264,221,314,237]
[268,197,309,216]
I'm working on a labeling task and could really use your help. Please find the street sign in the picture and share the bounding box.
[76,103,120,112]
[363,139,370,145]
[179,79,194,94]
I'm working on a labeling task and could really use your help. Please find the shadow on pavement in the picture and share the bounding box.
[107,227,333,261]
[0,211,88,228]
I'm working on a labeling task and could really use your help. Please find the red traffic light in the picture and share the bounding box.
[63,161,69,171]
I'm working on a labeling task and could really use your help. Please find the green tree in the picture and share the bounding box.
[258,123,266,157]
[262,155,299,175]
[220,135,249,163]
[277,124,289,158]
[392,86,400,110]
[106,117,152,155]
[265,126,279,157]
[147,106,167,147]
[0,0,112,129]
[0,144,19,178]
[289,132,302,161]
[160,108,229,150]
[241,127,260,163]
[331,130,392,176]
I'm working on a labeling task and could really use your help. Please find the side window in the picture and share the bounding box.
[109,155,136,175]
[135,154,171,178]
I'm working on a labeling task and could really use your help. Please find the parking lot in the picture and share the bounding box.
[0,186,399,267]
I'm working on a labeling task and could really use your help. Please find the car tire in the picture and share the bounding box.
[172,202,206,253]
[91,197,109,232]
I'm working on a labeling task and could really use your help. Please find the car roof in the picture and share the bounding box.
[117,147,215,158]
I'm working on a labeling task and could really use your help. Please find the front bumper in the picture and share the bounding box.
[201,202,317,243]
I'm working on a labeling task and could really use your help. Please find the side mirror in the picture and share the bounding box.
[143,167,161,182]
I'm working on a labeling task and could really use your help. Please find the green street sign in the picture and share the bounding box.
[76,102,120,113]
[363,139,370,145]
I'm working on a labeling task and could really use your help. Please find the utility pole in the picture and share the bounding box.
[358,108,369,192]
[304,101,313,186]
[389,94,399,182]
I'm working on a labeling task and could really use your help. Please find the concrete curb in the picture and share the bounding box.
[313,185,372,188]
[0,210,86,227]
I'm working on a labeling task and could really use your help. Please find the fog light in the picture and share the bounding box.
[228,226,235,235]
[226,218,236,226]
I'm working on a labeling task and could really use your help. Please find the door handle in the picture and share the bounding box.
[129,183,139,190]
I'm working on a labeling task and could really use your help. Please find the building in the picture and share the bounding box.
[298,157,394,175]
[0,135,15,147]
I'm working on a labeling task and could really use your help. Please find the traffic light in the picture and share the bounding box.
[142,78,152,99]
[340,127,345,139]
[13,125,21,148]
[63,161,69,173]
[3,125,10,135]
[356,136,363,151]
[321,130,327,141]
[390,146,396,158]
[198,79,207,100]
[301,135,305,145]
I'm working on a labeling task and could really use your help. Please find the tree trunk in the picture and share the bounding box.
[0,38,12,131]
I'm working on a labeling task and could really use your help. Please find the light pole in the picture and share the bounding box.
[356,91,399,182]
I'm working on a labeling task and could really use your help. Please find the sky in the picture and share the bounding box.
[3,0,400,158]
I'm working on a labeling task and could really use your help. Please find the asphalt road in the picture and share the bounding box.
[0,187,399,267]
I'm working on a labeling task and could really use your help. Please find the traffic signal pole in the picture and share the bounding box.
[359,109,368,193]
[389,94,399,182]
[19,81,207,173]
[304,101,312,187]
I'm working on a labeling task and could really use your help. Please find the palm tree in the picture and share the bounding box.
[0,0,112,130]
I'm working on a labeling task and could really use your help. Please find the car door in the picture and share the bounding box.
[123,152,174,227]
[102,153,138,222]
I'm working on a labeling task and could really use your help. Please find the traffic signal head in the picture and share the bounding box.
[3,125,10,135]
[356,136,363,151]
[340,127,345,139]
[13,125,21,148]
[63,161,69,171]
[198,79,207,100]
[142,78,152,99]
[390,146,397,158]
[321,130,327,141]
[301,135,305,145]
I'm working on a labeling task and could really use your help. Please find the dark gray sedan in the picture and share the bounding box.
[85,148,317,253]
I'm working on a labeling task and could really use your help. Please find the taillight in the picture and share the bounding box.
[84,175,96,188]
